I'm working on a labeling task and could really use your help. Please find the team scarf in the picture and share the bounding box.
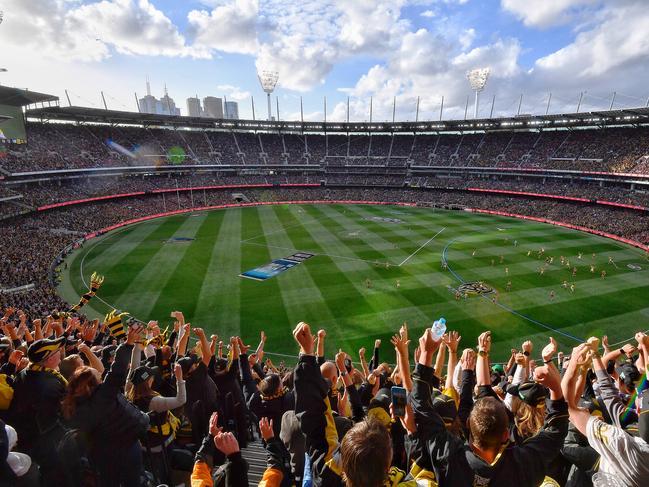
[28,362,68,386]
[53,272,104,319]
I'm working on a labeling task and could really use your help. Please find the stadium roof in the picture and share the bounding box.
[0,86,59,107]
[25,105,649,134]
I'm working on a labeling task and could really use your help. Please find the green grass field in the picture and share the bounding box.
[58,204,649,362]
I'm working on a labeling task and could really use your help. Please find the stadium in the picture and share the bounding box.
[1,1,649,486]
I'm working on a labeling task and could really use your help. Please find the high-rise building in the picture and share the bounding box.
[138,80,180,116]
[203,97,223,118]
[224,101,239,120]
[186,97,202,117]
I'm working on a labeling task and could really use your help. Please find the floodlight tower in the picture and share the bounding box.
[467,68,490,118]
[258,70,279,121]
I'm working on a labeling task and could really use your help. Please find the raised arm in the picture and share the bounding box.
[78,342,105,375]
[177,323,191,357]
[358,346,370,378]
[293,323,340,480]
[391,323,412,392]
[476,331,492,387]
[434,335,446,379]
[443,331,461,391]
[193,327,212,366]
[560,343,592,435]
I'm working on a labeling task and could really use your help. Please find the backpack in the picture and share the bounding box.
[56,428,99,487]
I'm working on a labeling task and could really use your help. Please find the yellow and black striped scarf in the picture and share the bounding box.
[29,362,68,386]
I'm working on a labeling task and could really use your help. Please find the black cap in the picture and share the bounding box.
[506,381,547,407]
[432,389,457,424]
[617,363,641,390]
[178,354,198,375]
[130,366,155,385]
[27,337,66,363]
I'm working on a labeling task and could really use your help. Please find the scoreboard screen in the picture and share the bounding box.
[0,104,26,143]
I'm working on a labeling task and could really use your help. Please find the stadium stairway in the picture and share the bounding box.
[242,439,267,485]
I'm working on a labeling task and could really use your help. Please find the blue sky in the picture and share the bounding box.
[1,0,648,121]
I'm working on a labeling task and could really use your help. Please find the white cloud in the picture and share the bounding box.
[459,28,476,50]
[0,0,209,61]
[187,0,259,55]
[501,0,599,29]
[216,84,252,101]
[534,2,649,78]
[421,10,435,18]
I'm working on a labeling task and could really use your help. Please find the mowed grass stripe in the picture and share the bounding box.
[65,221,167,316]
[238,207,292,347]
[149,210,227,326]
[72,217,187,312]
[348,206,581,352]
[255,205,340,338]
[279,204,435,348]
[113,214,208,318]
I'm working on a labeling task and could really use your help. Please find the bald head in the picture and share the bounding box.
[321,361,337,386]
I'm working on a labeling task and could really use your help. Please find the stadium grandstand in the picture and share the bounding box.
[2,9,649,485]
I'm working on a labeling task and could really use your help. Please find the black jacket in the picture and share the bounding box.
[9,365,67,453]
[69,343,149,453]
[411,363,569,487]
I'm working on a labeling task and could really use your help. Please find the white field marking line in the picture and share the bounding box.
[79,228,146,322]
[241,241,383,265]
[398,227,446,267]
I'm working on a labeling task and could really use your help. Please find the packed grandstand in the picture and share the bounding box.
[1,83,649,487]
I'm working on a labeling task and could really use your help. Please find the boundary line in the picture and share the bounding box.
[441,237,583,342]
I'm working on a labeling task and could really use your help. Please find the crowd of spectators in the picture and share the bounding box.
[3,123,649,174]
[0,301,648,486]
[2,186,649,322]
[3,172,649,212]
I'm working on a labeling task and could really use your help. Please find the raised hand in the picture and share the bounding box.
[585,336,600,353]
[478,331,492,354]
[213,432,240,457]
[460,348,476,371]
[390,332,410,356]
[259,417,274,441]
[174,363,183,382]
[8,349,24,366]
[621,343,636,357]
[237,337,251,354]
[399,322,408,342]
[208,412,222,436]
[541,337,558,362]
[292,322,314,355]
[522,339,533,355]
[602,335,610,352]
[443,330,461,353]
[374,339,381,349]
[335,349,347,372]
[515,352,527,365]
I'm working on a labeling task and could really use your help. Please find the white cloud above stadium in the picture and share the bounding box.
[1,0,648,121]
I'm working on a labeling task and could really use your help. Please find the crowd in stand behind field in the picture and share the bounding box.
[2,186,649,319]
[1,303,649,487]
[2,123,649,173]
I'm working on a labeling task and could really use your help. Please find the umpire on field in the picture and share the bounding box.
[9,337,68,485]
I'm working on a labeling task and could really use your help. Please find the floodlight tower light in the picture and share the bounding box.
[467,67,490,118]
[258,70,279,121]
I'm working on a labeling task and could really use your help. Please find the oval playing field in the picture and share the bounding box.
[58,204,649,362]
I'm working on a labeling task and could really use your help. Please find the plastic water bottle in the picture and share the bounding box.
[431,317,447,340]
